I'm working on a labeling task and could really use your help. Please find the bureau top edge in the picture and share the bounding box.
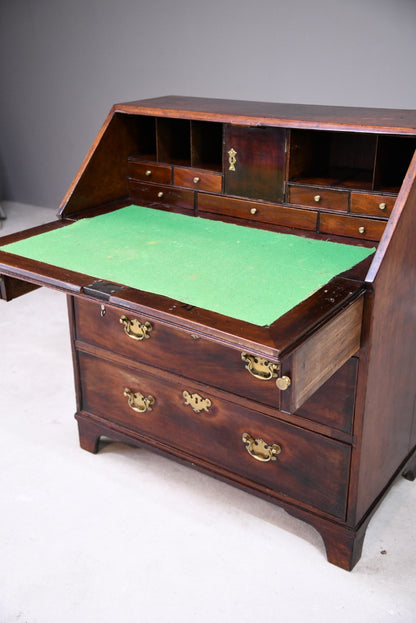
[113,96,416,135]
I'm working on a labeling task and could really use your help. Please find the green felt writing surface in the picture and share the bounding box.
[1,205,374,325]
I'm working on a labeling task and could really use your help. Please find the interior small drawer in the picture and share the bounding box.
[173,167,222,193]
[128,179,194,213]
[288,185,349,211]
[319,212,386,241]
[78,351,351,519]
[350,192,395,217]
[127,159,172,184]
[74,298,283,409]
[198,193,318,231]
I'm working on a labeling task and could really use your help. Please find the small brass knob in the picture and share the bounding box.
[314,194,321,203]
[145,170,152,177]
[379,202,386,211]
[193,176,200,184]
[157,191,164,198]
[276,375,291,391]
[358,226,365,234]
[250,208,257,215]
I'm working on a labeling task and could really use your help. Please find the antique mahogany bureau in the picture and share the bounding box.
[1,96,416,570]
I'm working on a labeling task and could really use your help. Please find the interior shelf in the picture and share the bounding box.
[289,129,416,194]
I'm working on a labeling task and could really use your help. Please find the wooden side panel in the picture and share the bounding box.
[354,151,416,520]
[287,297,363,412]
[59,110,136,217]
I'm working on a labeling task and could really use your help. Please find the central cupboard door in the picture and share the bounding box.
[224,125,286,202]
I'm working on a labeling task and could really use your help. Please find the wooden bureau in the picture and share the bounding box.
[1,96,416,570]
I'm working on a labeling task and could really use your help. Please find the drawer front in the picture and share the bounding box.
[74,298,282,409]
[288,186,349,212]
[319,213,386,241]
[198,193,318,231]
[79,351,350,519]
[127,160,172,184]
[174,167,222,193]
[128,179,194,213]
[350,192,395,217]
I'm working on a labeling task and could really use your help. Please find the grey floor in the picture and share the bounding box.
[1,202,415,622]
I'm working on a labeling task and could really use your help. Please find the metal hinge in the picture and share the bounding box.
[82,279,124,301]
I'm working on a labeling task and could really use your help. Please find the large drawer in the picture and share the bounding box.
[74,297,283,409]
[78,351,351,519]
[74,295,363,416]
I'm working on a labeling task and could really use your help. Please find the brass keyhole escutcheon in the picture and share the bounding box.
[228,148,237,171]
[242,433,282,462]
[120,315,152,341]
[183,390,212,414]
[124,388,155,413]
[241,352,279,380]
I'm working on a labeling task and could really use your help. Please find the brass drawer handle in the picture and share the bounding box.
[241,352,279,380]
[242,433,282,462]
[124,388,155,413]
[120,315,152,341]
[183,390,212,414]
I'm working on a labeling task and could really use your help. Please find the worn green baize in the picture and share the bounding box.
[1,205,374,325]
